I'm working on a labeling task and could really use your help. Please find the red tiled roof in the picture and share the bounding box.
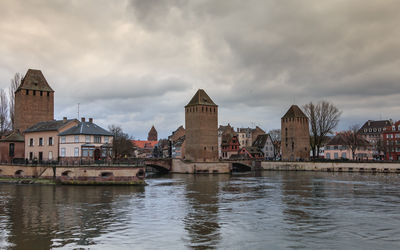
[132,140,158,149]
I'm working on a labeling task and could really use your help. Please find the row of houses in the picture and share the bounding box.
[0,117,113,164]
[323,119,400,161]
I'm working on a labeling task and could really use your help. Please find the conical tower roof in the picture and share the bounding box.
[282,105,307,119]
[17,69,54,92]
[185,89,217,107]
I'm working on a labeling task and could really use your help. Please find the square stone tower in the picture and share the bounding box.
[14,69,54,133]
[281,105,310,161]
[185,89,218,162]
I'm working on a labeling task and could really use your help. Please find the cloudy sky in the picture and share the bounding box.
[1,0,399,139]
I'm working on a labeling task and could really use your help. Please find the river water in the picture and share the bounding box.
[0,171,400,249]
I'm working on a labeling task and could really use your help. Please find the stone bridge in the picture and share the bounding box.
[143,158,262,173]
[144,158,173,173]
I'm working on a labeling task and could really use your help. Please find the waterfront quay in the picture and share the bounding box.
[0,164,146,185]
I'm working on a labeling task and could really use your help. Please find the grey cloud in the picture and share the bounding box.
[1,0,400,138]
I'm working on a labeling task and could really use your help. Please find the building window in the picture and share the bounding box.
[341,152,346,159]
[85,136,91,143]
[9,143,15,157]
[94,136,101,143]
[60,148,66,157]
[74,147,79,157]
[48,151,53,160]
[29,152,33,160]
[104,136,109,143]
[82,148,89,157]
[40,91,43,96]
[74,135,79,143]
[30,138,34,146]
[61,136,66,143]
[39,138,43,146]
[33,90,36,96]
[26,90,29,95]
[334,153,338,159]
[47,92,50,96]
[49,137,53,146]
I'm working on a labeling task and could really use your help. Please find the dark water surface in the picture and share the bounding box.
[1,172,400,249]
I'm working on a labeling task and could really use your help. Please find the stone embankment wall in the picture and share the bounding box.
[261,161,400,173]
[0,165,145,181]
[172,159,231,173]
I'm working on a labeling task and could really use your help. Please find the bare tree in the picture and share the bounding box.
[268,129,281,159]
[342,124,369,160]
[9,72,23,130]
[303,101,341,159]
[0,89,10,135]
[109,125,134,159]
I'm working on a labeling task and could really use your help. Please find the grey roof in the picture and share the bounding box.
[359,120,391,134]
[17,69,54,92]
[185,89,217,107]
[58,122,113,136]
[25,119,77,133]
[252,134,269,148]
[0,131,24,142]
[282,105,307,119]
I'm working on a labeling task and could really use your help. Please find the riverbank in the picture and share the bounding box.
[261,161,400,173]
[0,164,147,185]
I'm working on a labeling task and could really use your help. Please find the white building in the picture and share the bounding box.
[58,118,113,164]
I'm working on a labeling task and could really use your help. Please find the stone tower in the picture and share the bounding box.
[148,125,158,141]
[281,105,310,161]
[14,69,54,133]
[185,89,218,162]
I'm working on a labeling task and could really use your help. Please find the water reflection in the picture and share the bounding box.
[181,174,229,249]
[0,172,400,249]
[0,184,144,249]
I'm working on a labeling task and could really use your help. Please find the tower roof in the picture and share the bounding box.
[185,89,217,107]
[282,105,307,119]
[17,69,54,92]
[149,125,157,134]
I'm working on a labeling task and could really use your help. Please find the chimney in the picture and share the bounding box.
[63,117,67,123]
[89,118,93,123]
[81,117,85,122]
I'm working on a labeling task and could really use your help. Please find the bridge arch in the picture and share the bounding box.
[146,164,170,173]
[232,162,252,172]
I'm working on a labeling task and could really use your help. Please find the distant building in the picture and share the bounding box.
[236,146,264,159]
[169,126,185,142]
[0,131,25,163]
[132,140,158,158]
[185,89,218,162]
[382,121,400,161]
[236,126,266,148]
[221,127,240,159]
[252,134,275,159]
[24,117,79,162]
[281,105,310,161]
[171,135,185,159]
[148,125,158,141]
[324,133,372,160]
[15,69,54,133]
[359,120,392,159]
[58,118,113,164]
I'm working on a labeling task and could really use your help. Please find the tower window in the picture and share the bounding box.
[26,90,29,95]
